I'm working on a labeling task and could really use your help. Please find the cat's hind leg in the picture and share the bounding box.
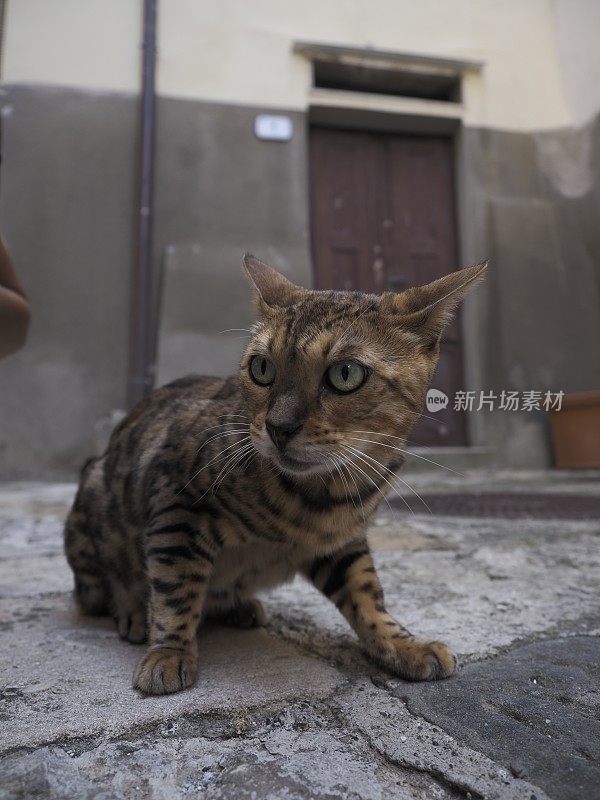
[107,571,148,644]
[94,510,148,643]
[205,596,267,629]
[64,482,108,616]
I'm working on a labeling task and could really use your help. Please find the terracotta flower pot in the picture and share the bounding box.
[548,391,600,469]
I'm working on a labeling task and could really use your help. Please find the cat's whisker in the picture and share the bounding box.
[194,441,254,503]
[339,458,366,522]
[348,433,465,477]
[342,446,409,516]
[354,446,433,517]
[201,420,249,431]
[192,420,249,457]
[199,431,249,454]
[191,439,252,487]
[234,452,259,486]
[210,438,252,475]
[211,442,255,494]
[331,455,362,518]
[205,425,250,439]
[338,448,395,518]
[338,446,392,510]
[332,456,353,506]
[239,450,258,474]
[194,427,250,459]
[324,454,351,506]
[217,328,253,334]
[400,409,449,426]
[393,474,433,515]
[341,445,412,516]
[178,436,252,495]
[346,443,432,515]
[196,423,249,445]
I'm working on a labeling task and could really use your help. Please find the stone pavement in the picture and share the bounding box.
[1,471,599,800]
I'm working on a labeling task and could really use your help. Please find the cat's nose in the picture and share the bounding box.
[265,420,303,450]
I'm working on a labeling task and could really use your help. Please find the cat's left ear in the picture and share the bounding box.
[243,254,306,312]
[384,261,488,347]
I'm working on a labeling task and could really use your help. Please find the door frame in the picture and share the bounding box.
[305,102,483,448]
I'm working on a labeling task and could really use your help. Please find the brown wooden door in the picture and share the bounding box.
[309,127,466,446]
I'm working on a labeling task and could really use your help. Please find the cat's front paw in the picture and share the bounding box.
[371,638,457,681]
[133,646,198,695]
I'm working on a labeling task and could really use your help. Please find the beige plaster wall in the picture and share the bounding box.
[4,0,600,132]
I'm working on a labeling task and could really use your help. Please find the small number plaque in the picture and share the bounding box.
[254,114,293,142]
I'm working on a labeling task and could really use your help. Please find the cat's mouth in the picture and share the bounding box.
[269,447,331,476]
[276,452,315,473]
[250,429,331,476]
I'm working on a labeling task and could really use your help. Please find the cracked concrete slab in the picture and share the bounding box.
[1,473,599,799]
[0,595,345,753]
[1,702,465,800]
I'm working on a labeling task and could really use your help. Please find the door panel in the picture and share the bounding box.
[309,127,466,446]
[309,130,375,291]
[387,137,461,343]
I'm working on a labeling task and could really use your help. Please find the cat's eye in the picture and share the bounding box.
[249,355,276,386]
[326,361,367,394]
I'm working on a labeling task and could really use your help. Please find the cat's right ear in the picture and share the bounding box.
[382,261,488,348]
[243,254,305,312]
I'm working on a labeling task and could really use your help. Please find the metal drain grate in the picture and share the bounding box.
[391,492,600,519]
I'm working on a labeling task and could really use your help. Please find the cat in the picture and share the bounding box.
[64,254,486,695]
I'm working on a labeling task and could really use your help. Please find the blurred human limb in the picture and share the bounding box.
[0,235,30,358]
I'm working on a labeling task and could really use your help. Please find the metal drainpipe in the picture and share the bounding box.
[128,0,158,407]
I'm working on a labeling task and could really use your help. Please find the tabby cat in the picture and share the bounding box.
[64,254,486,695]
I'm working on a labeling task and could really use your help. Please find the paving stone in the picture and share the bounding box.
[336,681,551,800]
[395,637,600,800]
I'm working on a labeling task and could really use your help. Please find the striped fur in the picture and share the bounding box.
[64,255,486,694]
